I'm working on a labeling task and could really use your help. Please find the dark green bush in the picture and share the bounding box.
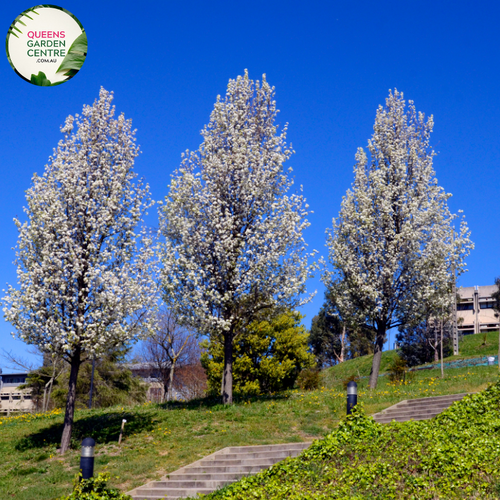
[341,373,360,389]
[296,368,320,391]
[387,355,415,384]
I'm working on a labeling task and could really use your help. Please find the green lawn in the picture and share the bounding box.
[322,329,499,385]
[1,332,499,499]
[445,330,499,359]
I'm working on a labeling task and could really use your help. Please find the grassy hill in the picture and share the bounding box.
[0,331,498,499]
[323,329,499,384]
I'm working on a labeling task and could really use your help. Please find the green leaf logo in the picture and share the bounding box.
[56,32,87,78]
[30,71,52,86]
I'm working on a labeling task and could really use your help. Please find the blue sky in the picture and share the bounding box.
[1,1,499,370]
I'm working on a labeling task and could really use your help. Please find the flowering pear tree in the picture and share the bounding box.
[323,90,473,389]
[160,71,315,404]
[3,88,158,452]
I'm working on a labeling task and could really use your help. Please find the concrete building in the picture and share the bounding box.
[0,369,34,415]
[457,285,500,335]
[126,362,207,402]
[125,362,165,402]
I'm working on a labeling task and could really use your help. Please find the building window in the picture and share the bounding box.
[457,303,474,311]
[480,302,495,309]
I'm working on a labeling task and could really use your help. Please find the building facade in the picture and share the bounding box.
[457,285,500,335]
[0,369,34,415]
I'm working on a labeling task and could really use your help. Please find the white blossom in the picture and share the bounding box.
[160,70,316,403]
[2,88,159,451]
[323,90,473,389]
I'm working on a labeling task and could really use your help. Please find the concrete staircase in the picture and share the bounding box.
[128,442,311,500]
[372,393,468,424]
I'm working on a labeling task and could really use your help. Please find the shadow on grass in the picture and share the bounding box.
[15,411,155,451]
[158,392,291,411]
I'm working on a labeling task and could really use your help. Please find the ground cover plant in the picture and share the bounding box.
[201,380,500,499]
[1,333,498,499]
[58,473,132,500]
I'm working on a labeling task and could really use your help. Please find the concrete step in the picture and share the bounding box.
[142,477,244,488]
[177,457,282,467]
[379,404,456,416]
[372,393,468,424]
[375,408,448,420]
[169,464,276,474]
[223,443,309,454]
[132,487,213,498]
[149,474,245,483]
[159,473,244,482]
[375,414,440,424]
[398,393,467,407]
[205,449,300,460]
[128,442,311,500]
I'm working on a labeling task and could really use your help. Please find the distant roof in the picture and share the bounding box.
[0,371,29,377]
[122,363,157,370]
[459,285,499,299]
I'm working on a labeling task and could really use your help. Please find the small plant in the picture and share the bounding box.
[342,374,360,390]
[58,473,132,500]
[387,355,415,385]
[296,369,320,391]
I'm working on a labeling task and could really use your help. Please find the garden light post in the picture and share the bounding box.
[80,437,95,480]
[346,381,357,415]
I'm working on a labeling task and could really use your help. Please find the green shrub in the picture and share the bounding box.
[52,355,146,410]
[296,368,320,391]
[201,311,315,397]
[387,355,415,385]
[341,373,360,389]
[58,473,132,500]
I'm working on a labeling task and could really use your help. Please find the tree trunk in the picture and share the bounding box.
[45,377,54,412]
[434,324,439,362]
[60,348,81,454]
[42,386,47,413]
[45,357,59,412]
[339,326,346,363]
[88,359,96,409]
[222,332,233,404]
[440,320,444,379]
[369,328,385,389]
[168,361,176,401]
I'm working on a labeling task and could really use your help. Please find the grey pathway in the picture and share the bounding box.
[372,393,468,424]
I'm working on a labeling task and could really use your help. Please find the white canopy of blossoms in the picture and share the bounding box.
[3,88,159,361]
[323,90,473,386]
[160,71,316,338]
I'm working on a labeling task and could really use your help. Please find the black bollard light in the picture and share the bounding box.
[346,381,358,415]
[80,437,95,480]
